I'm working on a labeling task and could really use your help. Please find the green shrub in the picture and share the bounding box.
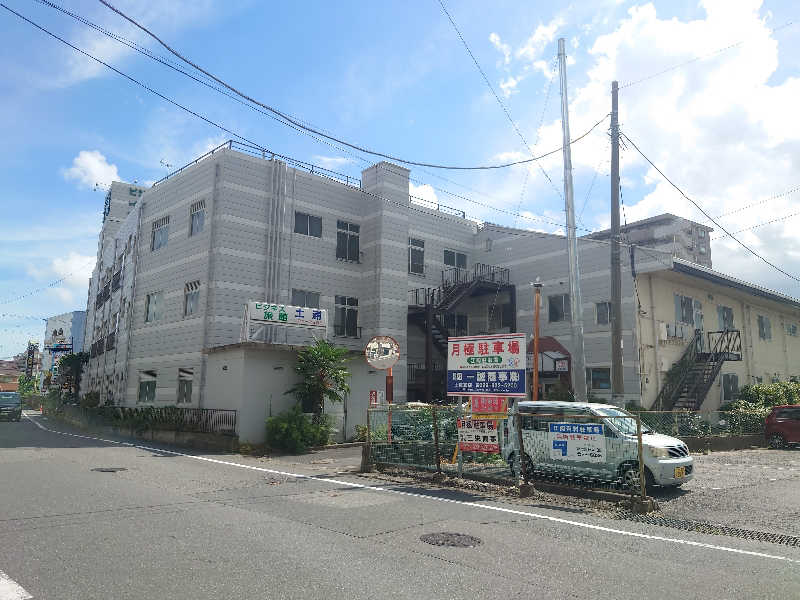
[80,392,101,408]
[266,405,333,453]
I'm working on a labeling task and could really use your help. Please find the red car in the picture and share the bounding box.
[765,405,800,449]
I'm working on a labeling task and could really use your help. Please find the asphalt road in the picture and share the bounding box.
[1,414,799,600]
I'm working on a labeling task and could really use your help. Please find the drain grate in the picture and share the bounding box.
[91,467,127,473]
[611,511,800,547]
[420,532,482,548]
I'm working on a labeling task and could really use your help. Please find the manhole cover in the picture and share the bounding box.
[91,467,127,473]
[420,532,482,548]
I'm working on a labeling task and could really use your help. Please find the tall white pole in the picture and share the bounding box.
[558,38,587,400]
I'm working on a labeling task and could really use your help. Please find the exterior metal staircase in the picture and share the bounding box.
[656,329,743,411]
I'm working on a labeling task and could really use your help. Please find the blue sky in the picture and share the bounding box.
[2,0,799,357]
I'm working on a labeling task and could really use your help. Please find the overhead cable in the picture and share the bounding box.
[95,0,606,171]
[621,131,800,284]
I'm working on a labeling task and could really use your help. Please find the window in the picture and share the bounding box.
[151,216,170,251]
[291,289,320,308]
[786,323,798,337]
[145,292,163,323]
[334,295,359,337]
[488,303,513,331]
[698,229,705,238]
[596,302,611,326]
[408,238,425,275]
[722,373,739,402]
[586,368,611,390]
[177,368,193,404]
[444,249,467,269]
[699,246,707,255]
[548,294,571,323]
[444,313,468,336]
[294,212,322,237]
[674,294,694,325]
[336,220,360,262]
[717,305,734,330]
[138,370,156,403]
[758,315,772,340]
[189,200,206,236]
[184,281,200,317]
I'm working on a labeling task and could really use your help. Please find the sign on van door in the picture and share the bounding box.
[548,422,606,463]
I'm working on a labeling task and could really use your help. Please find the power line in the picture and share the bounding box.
[619,20,797,90]
[715,183,800,219]
[0,258,95,306]
[437,0,562,195]
[0,314,47,321]
[94,0,603,171]
[711,209,800,241]
[0,2,267,151]
[5,3,611,237]
[620,131,800,284]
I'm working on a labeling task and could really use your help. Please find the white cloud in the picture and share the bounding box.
[544,0,800,293]
[516,17,565,62]
[489,32,512,65]
[313,156,353,170]
[61,150,120,189]
[409,182,438,203]
[500,75,522,97]
[47,252,95,305]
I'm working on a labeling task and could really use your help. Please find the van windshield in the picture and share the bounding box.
[592,407,652,435]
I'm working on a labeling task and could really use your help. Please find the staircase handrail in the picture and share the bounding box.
[682,329,743,410]
[655,328,702,411]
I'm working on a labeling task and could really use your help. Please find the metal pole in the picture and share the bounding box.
[636,415,647,500]
[533,283,542,402]
[558,37,588,400]
[456,399,463,477]
[432,404,441,474]
[514,401,527,483]
[386,367,393,444]
[425,289,433,404]
[610,80,624,406]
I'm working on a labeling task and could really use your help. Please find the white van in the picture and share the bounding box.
[502,401,694,488]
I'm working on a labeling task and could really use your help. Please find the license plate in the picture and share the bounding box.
[674,466,686,479]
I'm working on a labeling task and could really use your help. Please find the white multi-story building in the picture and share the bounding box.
[80,141,800,442]
[40,311,86,385]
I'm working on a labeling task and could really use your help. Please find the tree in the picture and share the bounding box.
[58,352,89,399]
[17,374,36,398]
[287,339,351,423]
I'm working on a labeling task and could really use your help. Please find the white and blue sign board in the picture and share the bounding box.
[447,333,527,397]
[547,422,606,463]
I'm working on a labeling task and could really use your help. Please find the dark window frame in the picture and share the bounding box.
[294,211,322,238]
[408,238,425,275]
[291,289,321,309]
[596,301,611,326]
[336,220,360,262]
[334,295,359,338]
[548,293,571,323]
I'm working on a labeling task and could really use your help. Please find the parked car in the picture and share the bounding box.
[503,401,694,488]
[0,391,22,422]
[765,405,800,449]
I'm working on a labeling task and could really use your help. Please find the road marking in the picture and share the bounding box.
[0,570,32,600]
[25,415,800,565]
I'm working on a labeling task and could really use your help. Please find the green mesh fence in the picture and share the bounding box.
[367,407,650,494]
[638,411,765,437]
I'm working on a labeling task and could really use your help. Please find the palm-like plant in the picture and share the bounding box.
[287,339,351,423]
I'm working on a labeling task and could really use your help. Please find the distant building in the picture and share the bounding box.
[41,311,86,386]
[588,213,713,268]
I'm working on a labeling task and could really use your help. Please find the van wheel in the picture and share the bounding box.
[769,434,787,449]
[619,463,654,490]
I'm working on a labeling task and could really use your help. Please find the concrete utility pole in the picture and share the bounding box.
[558,38,587,400]
[610,81,624,405]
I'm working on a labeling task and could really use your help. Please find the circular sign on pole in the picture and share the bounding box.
[364,336,400,370]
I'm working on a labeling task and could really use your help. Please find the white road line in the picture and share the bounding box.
[0,570,32,600]
[25,415,800,565]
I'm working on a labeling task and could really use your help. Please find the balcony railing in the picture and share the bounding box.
[111,271,121,292]
[105,332,115,351]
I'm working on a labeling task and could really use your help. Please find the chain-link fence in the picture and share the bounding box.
[366,406,651,496]
[638,411,765,437]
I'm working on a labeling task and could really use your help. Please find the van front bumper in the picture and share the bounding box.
[650,456,694,486]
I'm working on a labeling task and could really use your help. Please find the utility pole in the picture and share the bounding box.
[424,289,433,404]
[610,80,624,405]
[558,37,587,400]
[532,281,542,402]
